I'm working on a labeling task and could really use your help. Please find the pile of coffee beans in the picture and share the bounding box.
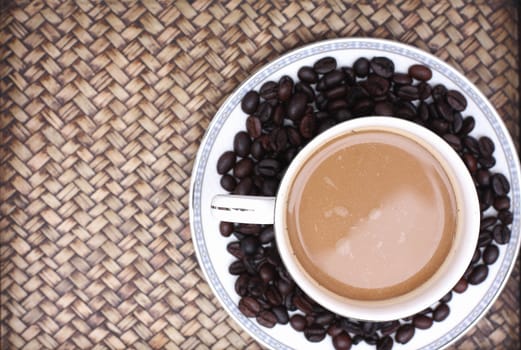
[216,55,513,349]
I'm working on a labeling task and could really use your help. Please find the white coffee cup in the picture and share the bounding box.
[211,116,480,321]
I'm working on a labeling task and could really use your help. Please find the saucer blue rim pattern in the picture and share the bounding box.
[190,38,520,350]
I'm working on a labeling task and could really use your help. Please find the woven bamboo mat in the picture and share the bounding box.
[1,1,519,349]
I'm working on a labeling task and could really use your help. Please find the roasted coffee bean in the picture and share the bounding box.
[413,314,433,329]
[272,104,284,125]
[219,221,234,237]
[246,116,262,138]
[278,75,293,101]
[258,133,273,151]
[370,57,394,78]
[453,277,468,293]
[364,74,390,96]
[220,174,237,192]
[493,196,510,211]
[266,285,283,306]
[427,102,440,119]
[392,72,412,85]
[443,134,462,152]
[380,320,400,336]
[468,264,489,285]
[325,85,348,100]
[333,332,352,350]
[290,314,307,332]
[327,323,344,337]
[269,127,287,153]
[293,295,314,315]
[353,57,370,77]
[430,119,449,135]
[446,90,467,111]
[217,151,236,174]
[452,111,463,133]
[491,173,510,196]
[256,297,270,310]
[342,67,356,85]
[233,131,251,157]
[417,101,429,121]
[460,116,475,135]
[493,223,511,244]
[396,84,419,100]
[300,114,316,139]
[257,310,277,328]
[409,64,433,81]
[395,324,415,344]
[323,69,345,88]
[235,274,249,296]
[239,296,261,317]
[481,216,497,230]
[247,276,266,297]
[240,236,259,256]
[241,91,260,114]
[476,169,491,187]
[478,155,496,169]
[432,84,447,102]
[271,305,289,325]
[226,241,243,259]
[233,158,254,178]
[304,324,327,342]
[278,285,295,304]
[417,82,432,100]
[298,66,318,83]
[464,136,480,155]
[483,244,499,265]
[478,229,493,247]
[376,336,394,350]
[256,101,274,122]
[433,303,450,321]
[479,136,495,156]
[314,312,335,326]
[462,153,478,173]
[250,139,264,160]
[437,101,454,121]
[259,227,275,245]
[313,56,337,74]
[498,210,513,225]
[259,81,278,100]
[287,92,308,120]
[328,98,349,111]
[284,127,301,147]
[228,260,245,275]
[295,82,315,102]
[256,158,281,177]
[237,223,261,235]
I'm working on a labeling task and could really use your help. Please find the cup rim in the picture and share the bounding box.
[274,116,480,321]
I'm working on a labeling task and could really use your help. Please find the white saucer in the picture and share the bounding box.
[189,38,521,350]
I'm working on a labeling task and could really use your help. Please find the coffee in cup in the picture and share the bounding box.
[286,128,456,301]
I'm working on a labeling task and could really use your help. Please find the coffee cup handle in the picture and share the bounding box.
[211,195,276,224]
